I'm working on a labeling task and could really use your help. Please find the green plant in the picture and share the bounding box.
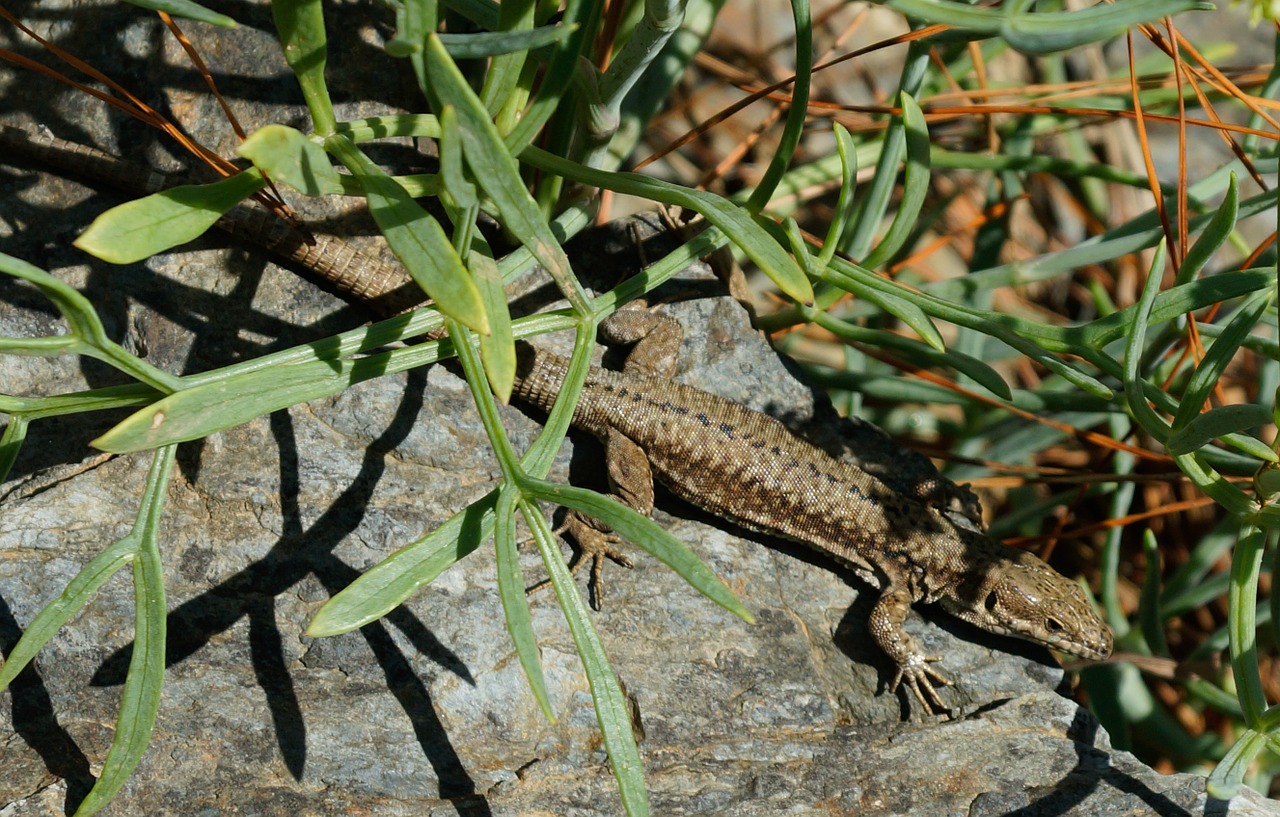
[4,0,1279,812]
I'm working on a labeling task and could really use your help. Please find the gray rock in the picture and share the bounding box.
[0,2,1272,815]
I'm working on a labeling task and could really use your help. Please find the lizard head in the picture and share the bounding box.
[940,548,1113,660]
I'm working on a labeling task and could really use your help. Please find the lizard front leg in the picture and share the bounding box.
[868,582,951,712]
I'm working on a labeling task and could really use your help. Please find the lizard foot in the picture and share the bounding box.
[889,654,952,714]
[526,511,633,609]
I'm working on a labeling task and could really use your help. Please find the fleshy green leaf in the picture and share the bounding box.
[472,251,516,403]
[325,134,490,334]
[520,498,649,816]
[308,491,496,636]
[886,0,1211,53]
[271,0,336,135]
[74,171,267,264]
[91,352,424,453]
[238,124,343,196]
[860,92,930,269]
[437,22,577,58]
[119,0,237,26]
[496,488,554,720]
[521,145,815,306]
[1177,173,1238,285]
[526,478,754,624]
[0,252,115,356]
[1171,290,1274,431]
[0,533,134,692]
[1166,405,1276,458]
[423,34,592,314]
[65,446,176,817]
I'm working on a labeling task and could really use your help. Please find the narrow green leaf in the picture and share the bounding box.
[1084,270,1272,349]
[439,107,478,210]
[501,0,597,153]
[817,122,859,270]
[999,0,1212,53]
[325,134,489,334]
[1173,451,1257,518]
[744,0,809,213]
[472,251,516,403]
[383,0,435,57]
[479,0,537,118]
[1138,530,1169,658]
[861,92,930,269]
[238,124,343,197]
[499,489,554,721]
[0,534,134,692]
[1171,290,1274,431]
[74,172,266,264]
[801,250,944,353]
[119,0,237,26]
[1122,242,1173,440]
[423,34,592,315]
[1207,728,1268,799]
[0,253,184,392]
[91,352,422,453]
[1166,405,1276,458]
[1177,173,1238,285]
[307,492,496,636]
[1185,677,1244,719]
[0,384,160,420]
[520,498,649,817]
[1228,526,1268,727]
[0,413,27,485]
[520,147,815,306]
[526,478,754,624]
[885,0,1211,53]
[91,312,582,454]
[437,22,576,58]
[271,0,336,135]
[0,253,121,353]
[70,445,175,817]
[808,311,1010,399]
[782,217,820,279]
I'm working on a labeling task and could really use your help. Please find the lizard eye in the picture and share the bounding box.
[1045,618,1064,633]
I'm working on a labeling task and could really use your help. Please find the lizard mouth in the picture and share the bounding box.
[1040,626,1114,661]
[990,619,1114,660]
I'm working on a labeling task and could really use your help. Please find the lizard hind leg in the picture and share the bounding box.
[527,427,655,609]
[533,510,634,610]
[524,508,634,609]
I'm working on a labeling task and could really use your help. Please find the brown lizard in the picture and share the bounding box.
[1,124,1114,710]
[512,308,1113,710]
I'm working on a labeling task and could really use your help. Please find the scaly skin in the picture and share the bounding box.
[512,310,1113,711]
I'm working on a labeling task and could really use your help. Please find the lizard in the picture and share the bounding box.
[509,308,1113,711]
[1,124,1114,711]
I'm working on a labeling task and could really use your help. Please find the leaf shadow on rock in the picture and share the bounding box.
[87,366,493,815]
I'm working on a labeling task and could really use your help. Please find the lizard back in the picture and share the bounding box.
[512,343,973,596]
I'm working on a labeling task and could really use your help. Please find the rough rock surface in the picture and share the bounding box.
[0,2,1274,815]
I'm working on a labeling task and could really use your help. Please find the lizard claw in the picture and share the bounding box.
[526,510,632,609]
[889,654,952,714]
